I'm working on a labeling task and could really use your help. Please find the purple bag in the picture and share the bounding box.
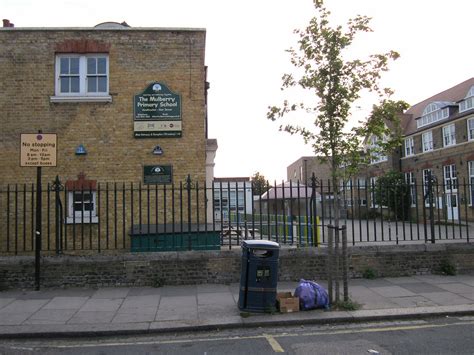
[294,279,329,310]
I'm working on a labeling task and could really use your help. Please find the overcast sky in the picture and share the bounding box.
[4,0,474,182]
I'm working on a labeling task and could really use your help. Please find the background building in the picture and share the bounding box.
[287,78,474,221]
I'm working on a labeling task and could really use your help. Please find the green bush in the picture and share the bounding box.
[363,268,377,279]
[439,259,457,276]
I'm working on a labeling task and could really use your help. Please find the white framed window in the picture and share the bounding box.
[422,131,433,152]
[52,54,111,102]
[369,136,388,164]
[369,177,378,208]
[459,86,474,113]
[443,164,458,192]
[468,118,474,141]
[442,124,456,147]
[356,178,366,189]
[416,102,450,128]
[405,172,416,207]
[67,191,98,224]
[422,169,437,207]
[404,137,414,156]
[469,161,474,205]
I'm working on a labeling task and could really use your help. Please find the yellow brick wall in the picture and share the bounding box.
[0,29,207,186]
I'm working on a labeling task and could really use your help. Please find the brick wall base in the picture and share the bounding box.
[1,244,473,290]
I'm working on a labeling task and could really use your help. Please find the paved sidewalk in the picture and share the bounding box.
[1,275,474,338]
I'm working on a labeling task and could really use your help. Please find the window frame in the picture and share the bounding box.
[442,124,456,147]
[405,172,416,207]
[52,54,111,102]
[404,137,414,156]
[368,135,388,164]
[469,161,474,206]
[443,164,458,193]
[422,131,433,152]
[467,118,474,141]
[422,169,437,207]
[369,177,378,208]
[67,190,98,224]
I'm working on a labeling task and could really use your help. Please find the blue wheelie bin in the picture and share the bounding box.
[238,240,280,312]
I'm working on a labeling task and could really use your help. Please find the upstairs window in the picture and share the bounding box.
[368,135,388,164]
[468,118,474,141]
[416,102,451,129]
[53,54,110,101]
[442,124,456,147]
[459,86,474,113]
[404,137,414,156]
[422,131,433,152]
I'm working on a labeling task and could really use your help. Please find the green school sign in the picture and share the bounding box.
[134,82,182,138]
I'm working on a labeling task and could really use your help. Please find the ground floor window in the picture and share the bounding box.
[469,161,474,205]
[405,172,416,207]
[65,173,98,224]
[443,164,457,192]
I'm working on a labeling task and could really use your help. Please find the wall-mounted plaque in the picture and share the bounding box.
[134,83,182,138]
[143,165,173,184]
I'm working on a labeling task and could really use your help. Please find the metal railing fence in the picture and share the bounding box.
[0,175,472,255]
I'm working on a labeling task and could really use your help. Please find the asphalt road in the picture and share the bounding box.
[1,316,474,354]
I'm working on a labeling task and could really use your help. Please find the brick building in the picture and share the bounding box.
[400,78,474,221]
[287,78,474,221]
[0,20,217,250]
[0,20,215,186]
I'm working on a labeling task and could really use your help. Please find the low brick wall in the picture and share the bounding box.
[1,244,473,289]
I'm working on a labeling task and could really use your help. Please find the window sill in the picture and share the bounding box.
[66,216,99,224]
[50,95,112,103]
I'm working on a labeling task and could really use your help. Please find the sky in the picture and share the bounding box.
[3,0,474,182]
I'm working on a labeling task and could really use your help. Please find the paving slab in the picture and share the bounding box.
[92,288,130,299]
[197,292,235,306]
[389,296,437,308]
[79,298,124,312]
[460,293,474,301]
[414,275,461,284]
[0,312,33,325]
[23,309,76,325]
[0,299,49,313]
[420,292,472,306]
[68,311,117,324]
[0,298,15,310]
[387,277,429,284]
[371,286,417,298]
[159,285,197,297]
[43,296,89,310]
[119,295,160,309]
[349,285,400,309]
[155,295,197,321]
[435,282,474,294]
[397,282,445,294]
[112,312,156,323]
[127,287,162,296]
[197,284,232,293]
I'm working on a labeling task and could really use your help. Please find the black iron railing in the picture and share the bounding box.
[0,175,472,255]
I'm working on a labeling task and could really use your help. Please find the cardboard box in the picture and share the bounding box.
[277,292,300,313]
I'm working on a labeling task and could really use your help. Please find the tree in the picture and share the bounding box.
[267,0,408,231]
[374,171,411,220]
[251,172,270,195]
